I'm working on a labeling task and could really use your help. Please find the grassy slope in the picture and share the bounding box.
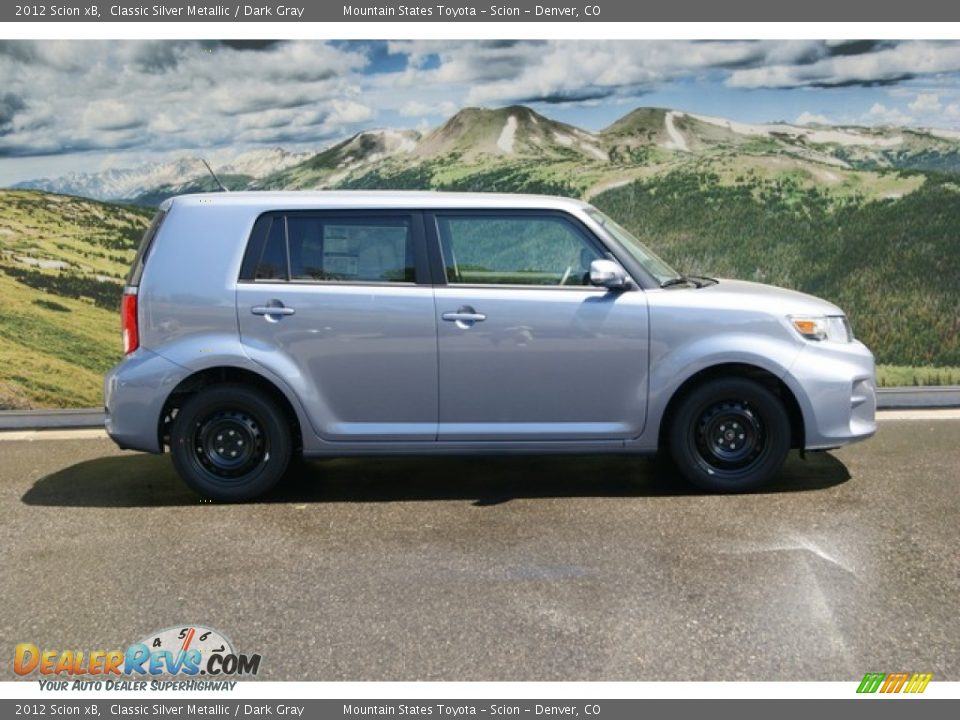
[590,169,960,368]
[325,140,926,208]
[876,365,960,387]
[0,190,151,408]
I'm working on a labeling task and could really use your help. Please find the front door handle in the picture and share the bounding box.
[442,312,487,322]
[442,306,486,328]
[251,303,295,317]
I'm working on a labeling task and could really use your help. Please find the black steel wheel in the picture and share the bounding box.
[170,384,292,502]
[668,377,791,492]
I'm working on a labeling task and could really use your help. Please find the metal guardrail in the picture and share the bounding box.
[0,408,106,430]
[875,386,960,409]
[0,387,958,430]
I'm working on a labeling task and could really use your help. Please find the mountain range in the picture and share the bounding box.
[14,147,311,205]
[14,105,960,204]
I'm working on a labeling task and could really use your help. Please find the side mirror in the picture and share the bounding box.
[589,259,629,289]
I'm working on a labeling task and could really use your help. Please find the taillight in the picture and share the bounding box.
[121,290,139,354]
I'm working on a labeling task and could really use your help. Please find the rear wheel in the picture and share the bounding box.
[170,384,292,502]
[667,377,791,492]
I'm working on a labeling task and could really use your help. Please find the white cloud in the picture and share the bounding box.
[0,40,370,157]
[82,100,144,132]
[398,99,457,117]
[385,40,828,107]
[909,93,942,112]
[866,103,914,126]
[795,111,833,126]
[728,42,960,89]
[328,99,373,124]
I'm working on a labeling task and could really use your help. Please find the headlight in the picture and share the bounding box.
[789,315,853,343]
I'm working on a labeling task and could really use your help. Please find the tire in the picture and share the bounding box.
[170,383,292,502]
[667,377,791,493]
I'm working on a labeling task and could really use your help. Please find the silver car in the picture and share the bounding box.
[104,191,876,501]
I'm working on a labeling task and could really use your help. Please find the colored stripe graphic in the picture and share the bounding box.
[857,673,886,693]
[857,672,932,694]
[904,673,933,694]
[881,672,910,693]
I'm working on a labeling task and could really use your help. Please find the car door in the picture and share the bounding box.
[237,210,438,441]
[430,210,649,441]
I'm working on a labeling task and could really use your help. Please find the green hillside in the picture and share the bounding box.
[590,169,960,368]
[0,190,151,409]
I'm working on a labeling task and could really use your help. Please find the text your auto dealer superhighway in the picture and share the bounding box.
[111,4,306,16]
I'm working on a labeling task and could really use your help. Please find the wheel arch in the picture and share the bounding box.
[657,362,805,452]
[158,366,303,453]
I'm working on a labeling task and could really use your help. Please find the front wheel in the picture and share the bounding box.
[170,384,292,502]
[667,377,791,492]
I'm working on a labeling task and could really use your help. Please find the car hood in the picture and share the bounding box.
[701,278,845,316]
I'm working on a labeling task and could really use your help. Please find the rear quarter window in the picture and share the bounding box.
[255,216,288,280]
[126,208,168,287]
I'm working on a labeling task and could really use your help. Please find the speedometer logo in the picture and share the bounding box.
[139,625,234,658]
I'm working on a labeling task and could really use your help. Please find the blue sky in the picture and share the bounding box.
[3,39,960,184]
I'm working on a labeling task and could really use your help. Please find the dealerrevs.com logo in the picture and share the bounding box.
[14,626,261,682]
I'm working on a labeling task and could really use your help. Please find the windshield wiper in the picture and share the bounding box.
[686,274,718,287]
[660,275,696,288]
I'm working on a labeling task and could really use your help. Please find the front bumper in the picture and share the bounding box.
[785,340,877,450]
[104,348,189,453]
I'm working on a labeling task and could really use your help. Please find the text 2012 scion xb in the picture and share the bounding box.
[104,191,876,501]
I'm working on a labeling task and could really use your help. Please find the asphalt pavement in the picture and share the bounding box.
[1,416,958,681]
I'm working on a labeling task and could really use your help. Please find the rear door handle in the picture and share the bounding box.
[251,304,295,317]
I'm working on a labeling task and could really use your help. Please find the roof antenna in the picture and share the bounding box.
[201,158,228,192]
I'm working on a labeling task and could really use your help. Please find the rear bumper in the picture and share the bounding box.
[104,348,188,453]
[785,341,877,450]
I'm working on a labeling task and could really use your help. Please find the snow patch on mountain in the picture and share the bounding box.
[663,111,689,152]
[581,142,608,161]
[689,113,903,147]
[223,148,313,177]
[381,129,418,154]
[497,115,518,153]
[927,128,960,140]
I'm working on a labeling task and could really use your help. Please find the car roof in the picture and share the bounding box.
[167,190,591,212]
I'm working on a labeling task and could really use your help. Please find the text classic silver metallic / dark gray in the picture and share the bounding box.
[104,191,876,500]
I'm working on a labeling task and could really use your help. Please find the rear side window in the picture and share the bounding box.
[242,213,415,284]
[126,208,168,286]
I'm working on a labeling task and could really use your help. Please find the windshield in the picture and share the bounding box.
[585,208,680,284]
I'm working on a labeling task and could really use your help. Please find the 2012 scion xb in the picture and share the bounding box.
[104,191,876,501]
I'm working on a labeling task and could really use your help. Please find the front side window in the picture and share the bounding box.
[251,214,415,283]
[436,214,603,286]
